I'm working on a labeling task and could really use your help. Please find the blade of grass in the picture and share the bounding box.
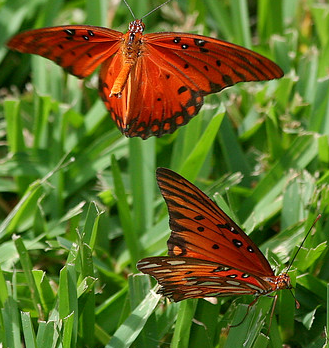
[230,0,252,48]
[278,270,297,340]
[179,106,225,181]
[105,290,160,348]
[111,155,140,268]
[62,312,74,348]
[82,201,103,250]
[2,273,21,348]
[21,312,37,348]
[13,235,42,318]
[129,274,158,348]
[257,0,283,43]
[32,270,55,318]
[240,134,318,228]
[218,114,252,187]
[189,300,221,348]
[86,0,108,26]
[36,320,58,348]
[171,300,197,348]
[129,137,156,235]
[58,264,78,347]
[203,0,233,40]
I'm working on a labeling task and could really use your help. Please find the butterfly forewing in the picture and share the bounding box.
[156,168,274,277]
[144,32,283,93]
[7,25,123,78]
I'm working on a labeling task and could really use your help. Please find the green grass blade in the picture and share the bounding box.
[171,300,197,348]
[13,235,42,318]
[62,312,74,348]
[105,290,160,348]
[129,137,156,234]
[58,264,78,346]
[179,107,225,181]
[21,312,37,348]
[111,155,140,268]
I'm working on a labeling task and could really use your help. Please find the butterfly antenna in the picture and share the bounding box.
[123,0,136,19]
[141,0,173,20]
[289,289,300,309]
[286,214,321,272]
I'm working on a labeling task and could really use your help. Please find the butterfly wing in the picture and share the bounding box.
[100,31,283,139]
[137,257,272,302]
[7,25,123,78]
[156,168,274,278]
[99,49,204,138]
[145,32,283,90]
[104,31,282,138]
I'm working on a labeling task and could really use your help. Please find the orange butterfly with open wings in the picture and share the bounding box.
[7,2,283,139]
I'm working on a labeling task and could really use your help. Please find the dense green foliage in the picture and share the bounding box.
[0,0,328,347]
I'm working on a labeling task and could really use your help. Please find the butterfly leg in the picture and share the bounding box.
[229,296,260,328]
[265,294,278,336]
[266,290,298,336]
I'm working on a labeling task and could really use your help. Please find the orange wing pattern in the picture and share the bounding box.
[7,25,122,78]
[156,167,274,277]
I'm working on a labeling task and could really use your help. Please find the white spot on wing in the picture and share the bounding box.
[167,260,186,265]
[246,283,263,291]
[184,281,198,285]
[185,290,203,296]
[139,263,162,269]
[226,280,241,286]
[199,282,220,286]
[152,269,172,273]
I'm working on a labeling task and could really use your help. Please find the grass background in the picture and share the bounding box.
[0,0,328,347]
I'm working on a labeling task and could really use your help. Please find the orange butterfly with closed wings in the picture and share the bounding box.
[7,0,283,139]
[137,168,292,303]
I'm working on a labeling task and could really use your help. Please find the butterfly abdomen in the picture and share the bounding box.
[109,35,143,98]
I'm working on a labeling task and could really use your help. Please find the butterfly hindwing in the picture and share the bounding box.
[99,51,204,138]
[137,257,272,302]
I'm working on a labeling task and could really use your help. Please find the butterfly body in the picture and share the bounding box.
[8,19,283,139]
[137,168,291,302]
[109,20,145,98]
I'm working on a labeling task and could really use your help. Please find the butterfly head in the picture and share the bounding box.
[275,272,292,290]
[128,20,145,34]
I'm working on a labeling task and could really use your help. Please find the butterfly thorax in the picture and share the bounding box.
[263,272,291,292]
[109,20,145,98]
